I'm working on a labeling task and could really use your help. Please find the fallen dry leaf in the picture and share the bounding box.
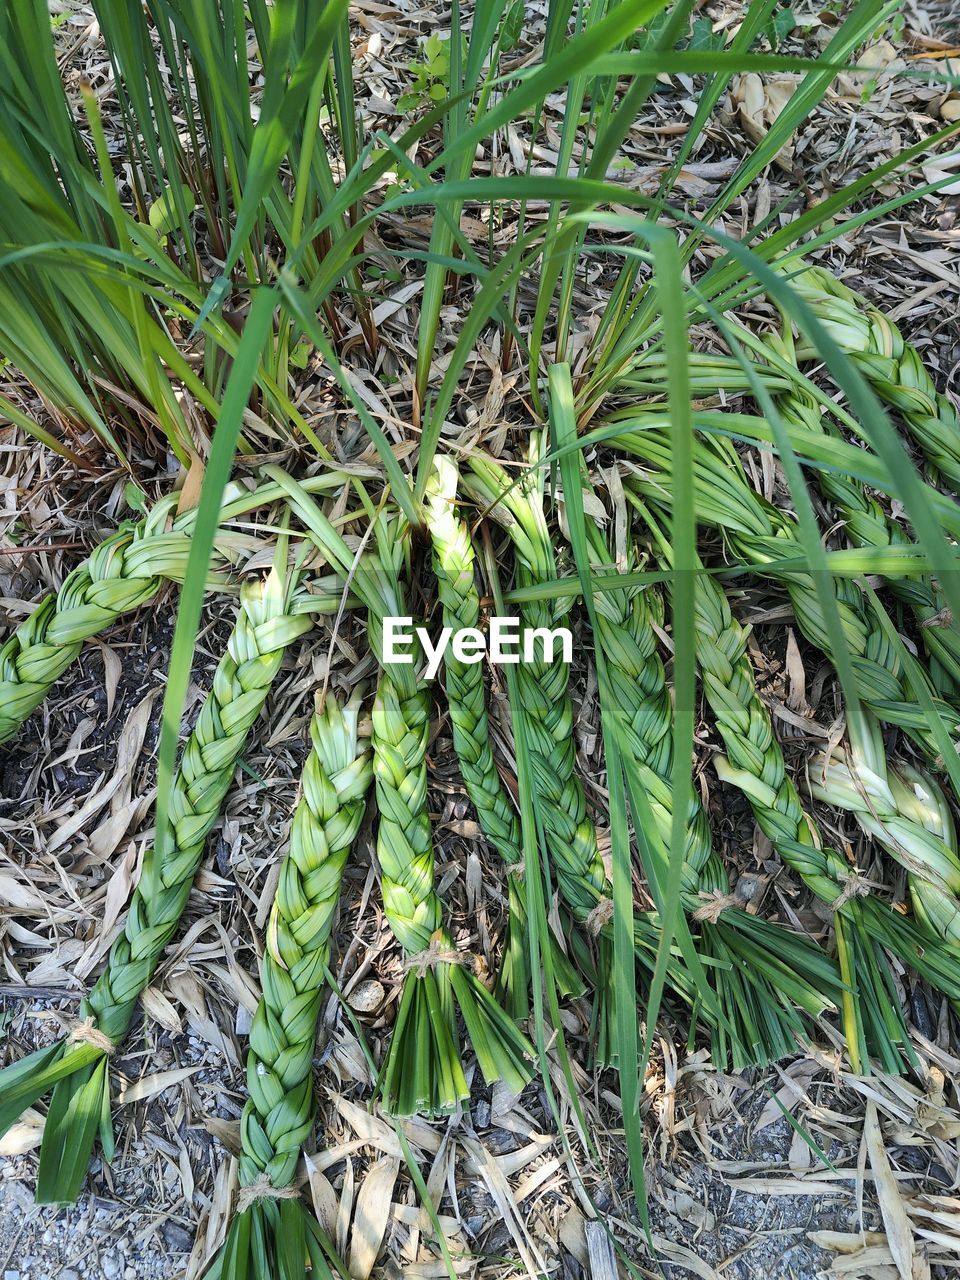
[348,1155,400,1280]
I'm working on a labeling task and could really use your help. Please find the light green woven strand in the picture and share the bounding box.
[0,568,311,1204]
[206,690,373,1280]
[424,455,582,1016]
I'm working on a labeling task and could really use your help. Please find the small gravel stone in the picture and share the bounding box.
[161,1222,194,1253]
[101,1250,121,1279]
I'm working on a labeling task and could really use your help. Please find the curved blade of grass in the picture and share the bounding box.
[153,286,276,875]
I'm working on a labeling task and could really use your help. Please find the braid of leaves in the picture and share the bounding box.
[464,455,607,914]
[611,422,960,771]
[349,522,530,1117]
[765,331,960,704]
[371,663,532,1116]
[0,512,201,743]
[639,513,918,1071]
[425,458,522,864]
[0,473,352,745]
[787,264,960,490]
[587,527,839,1066]
[424,456,582,1016]
[462,453,715,1054]
[0,571,311,1204]
[205,691,372,1280]
[262,472,532,1115]
[809,710,960,949]
[594,580,723,903]
[625,462,960,1054]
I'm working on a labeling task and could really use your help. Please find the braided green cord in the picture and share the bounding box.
[765,331,960,702]
[425,457,522,867]
[0,524,176,744]
[251,473,533,1116]
[0,571,311,1204]
[463,454,608,920]
[593,576,724,902]
[424,457,583,1016]
[787,264,960,490]
[0,472,358,746]
[348,517,531,1116]
[809,712,960,947]
[206,691,372,1280]
[372,667,445,954]
[585,520,839,1064]
[371,655,532,1116]
[636,505,915,1068]
[611,421,960,765]
[462,451,716,1052]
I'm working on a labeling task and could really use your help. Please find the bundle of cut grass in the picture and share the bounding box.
[462,448,659,1055]
[264,469,533,1116]
[760,326,960,705]
[809,712,960,947]
[462,443,807,1063]
[205,690,372,1280]
[576,504,841,1066]
[0,564,310,1203]
[611,421,960,771]
[424,455,583,1016]
[634,499,926,1072]
[616,424,960,1063]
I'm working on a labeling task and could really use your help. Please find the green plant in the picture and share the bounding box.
[0,0,363,462]
[8,0,960,1257]
[205,690,373,1280]
[424,455,583,1016]
[397,33,467,113]
[0,562,310,1203]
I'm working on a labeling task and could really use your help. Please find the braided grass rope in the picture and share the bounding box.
[261,470,532,1116]
[614,424,960,963]
[809,711,960,948]
[0,474,350,745]
[0,569,311,1203]
[424,456,582,1016]
[372,655,532,1115]
[581,513,839,1066]
[205,690,372,1280]
[611,420,960,770]
[462,449,719,1055]
[627,343,960,701]
[786,264,960,490]
[762,331,960,705]
[635,499,934,1070]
